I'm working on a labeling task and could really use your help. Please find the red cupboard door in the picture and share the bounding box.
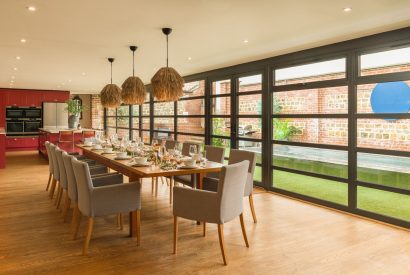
[26,91,43,107]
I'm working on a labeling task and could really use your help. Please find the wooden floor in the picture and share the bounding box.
[0,151,409,274]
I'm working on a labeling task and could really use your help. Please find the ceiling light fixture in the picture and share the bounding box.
[100,58,122,108]
[82,72,86,76]
[151,27,184,102]
[20,38,27,43]
[13,68,18,71]
[188,57,192,61]
[27,6,36,11]
[343,7,352,12]
[243,39,249,44]
[16,56,21,60]
[121,45,146,105]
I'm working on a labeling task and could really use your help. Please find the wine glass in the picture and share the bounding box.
[200,150,207,167]
[189,145,197,157]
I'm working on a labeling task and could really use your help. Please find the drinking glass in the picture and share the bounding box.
[189,145,197,157]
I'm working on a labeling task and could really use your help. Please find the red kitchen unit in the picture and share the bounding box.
[6,136,39,151]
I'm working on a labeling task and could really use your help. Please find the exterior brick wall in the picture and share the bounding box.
[91,95,104,130]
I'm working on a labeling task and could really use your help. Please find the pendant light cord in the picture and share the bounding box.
[166,34,169,67]
[110,62,113,84]
[132,50,135,77]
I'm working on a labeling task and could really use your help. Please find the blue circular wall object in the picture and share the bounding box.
[370,81,410,114]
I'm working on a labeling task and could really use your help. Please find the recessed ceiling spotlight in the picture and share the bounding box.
[188,57,192,61]
[68,79,72,82]
[11,80,14,83]
[27,6,36,11]
[343,7,352,12]
[81,72,86,76]
[20,38,27,43]
[13,67,18,71]
[243,39,249,44]
[16,56,21,60]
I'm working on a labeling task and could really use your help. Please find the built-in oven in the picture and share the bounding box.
[6,121,24,134]
[6,108,24,119]
[24,107,42,118]
[24,120,41,134]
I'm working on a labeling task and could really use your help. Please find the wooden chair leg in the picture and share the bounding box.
[160,176,165,185]
[169,177,173,205]
[54,183,61,205]
[71,203,79,231]
[217,224,228,265]
[239,213,249,247]
[56,188,63,209]
[203,222,206,237]
[151,177,154,194]
[136,210,141,246]
[249,194,257,223]
[49,179,57,199]
[117,213,124,230]
[155,177,159,197]
[166,177,170,186]
[72,207,82,240]
[62,193,71,222]
[173,216,178,254]
[46,173,52,191]
[82,217,94,255]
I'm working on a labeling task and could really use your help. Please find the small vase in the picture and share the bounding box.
[68,115,79,129]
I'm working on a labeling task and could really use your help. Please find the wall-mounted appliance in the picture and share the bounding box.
[5,106,42,136]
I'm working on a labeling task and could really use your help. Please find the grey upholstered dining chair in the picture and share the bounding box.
[181,141,200,157]
[71,158,142,255]
[202,149,258,223]
[173,161,250,265]
[62,153,124,233]
[44,141,54,192]
[48,143,61,200]
[164,139,177,151]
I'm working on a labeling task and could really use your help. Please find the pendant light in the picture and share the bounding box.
[100,58,122,108]
[151,27,184,102]
[121,46,146,105]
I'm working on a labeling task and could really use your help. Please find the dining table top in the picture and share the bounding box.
[77,144,224,178]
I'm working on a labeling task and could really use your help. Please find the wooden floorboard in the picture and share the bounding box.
[0,151,409,274]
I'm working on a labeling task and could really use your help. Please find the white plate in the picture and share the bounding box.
[178,165,198,169]
[131,162,151,167]
[114,156,132,160]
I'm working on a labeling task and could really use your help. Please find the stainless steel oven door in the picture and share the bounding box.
[6,121,24,134]
[24,121,41,134]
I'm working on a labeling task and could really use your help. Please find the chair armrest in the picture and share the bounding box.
[173,187,219,223]
[92,182,141,216]
[202,177,219,192]
[89,165,108,175]
[92,173,123,187]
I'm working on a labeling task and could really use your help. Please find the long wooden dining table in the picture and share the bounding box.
[77,144,224,237]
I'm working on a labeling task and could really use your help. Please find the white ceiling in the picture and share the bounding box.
[1,0,409,94]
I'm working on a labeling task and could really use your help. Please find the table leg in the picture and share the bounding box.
[129,175,141,237]
[195,173,204,225]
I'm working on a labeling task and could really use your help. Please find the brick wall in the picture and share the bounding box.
[91,95,104,130]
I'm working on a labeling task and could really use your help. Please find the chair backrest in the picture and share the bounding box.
[62,153,78,202]
[182,142,200,156]
[71,158,93,217]
[48,143,60,180]
[164,140,176,151]
[45,141,53,173]
[59,130,74,142]
[204,145,225,178]
[217,161,249,223]
[55,148,68,189]
[82,130,95,141]
[228,149,257,196]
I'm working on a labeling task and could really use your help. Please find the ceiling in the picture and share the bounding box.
[1,0,409,94]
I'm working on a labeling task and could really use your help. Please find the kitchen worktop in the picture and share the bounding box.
[38,127,95,134]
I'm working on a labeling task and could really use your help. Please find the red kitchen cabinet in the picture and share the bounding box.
[6,136,39,151]
[42,91,69,103]
[25,91,43,106]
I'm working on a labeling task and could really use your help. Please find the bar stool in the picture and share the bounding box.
[58,130,75,152]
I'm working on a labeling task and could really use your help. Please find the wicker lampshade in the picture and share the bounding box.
[121,46,147,105]
[151,67,184,101]
[100,58,122,108]
[151,28,184,102]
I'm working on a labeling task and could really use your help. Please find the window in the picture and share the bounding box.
[360,46,410,76]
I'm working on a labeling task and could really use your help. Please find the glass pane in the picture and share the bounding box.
[142,130,150,144]
[238,94,262,115]
[275,58,346,86]
[211,138,231,158]
[116,128,129,139]
[357,186,410,221]
[357,119,410,151]
[273,86,348,114]
[358,153,410,190]
[142,103,150,116]
[117,105,129,116]
[254,166,262,182]
[178,98,204,115]
[238,118,261,139]
[273,145,348,178]
[238,141,262,164]
[211,96,230,115]
[177,135,205,145]
[153,132,174,140]
[106,117,116,127]
[106,108,116,116]
[153,117,174,131]
[132,105,140,116]
[154,102,174,116]
[273,170,348,205]
[238,74,262,92]
[357,81,410,114]
[212,79,231,95]
[132,118,139,129]
[177,117,205,134]
[106,127,116,137]
[132,130,140,140]
[116,117,129,128]
[360,47,410,76]
[212,117,230,136]
[273,118,348,145]
[142,118,150,130]
[182,80,205,98]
